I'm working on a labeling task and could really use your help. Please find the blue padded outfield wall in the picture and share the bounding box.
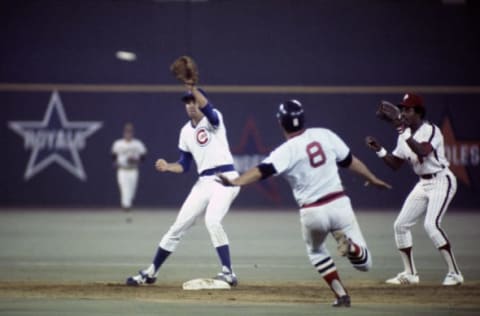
[1,1,479,209]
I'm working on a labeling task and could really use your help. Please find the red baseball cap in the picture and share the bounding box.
[398,93,424,108]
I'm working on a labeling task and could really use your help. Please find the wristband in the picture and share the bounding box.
[401,127,411,139]
[376,147,387,158]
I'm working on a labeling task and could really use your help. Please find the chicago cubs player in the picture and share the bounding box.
[126,85,240,286]
[366,93,463,286]
[111,123,147,222]
[217,100,391,307]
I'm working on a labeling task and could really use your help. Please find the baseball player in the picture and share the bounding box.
[126,85,240,286]
[217,100,391,307]
[111,123,147,222]
[366,93,463,286]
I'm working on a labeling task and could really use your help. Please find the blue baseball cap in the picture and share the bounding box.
[181,92,195,102]
[180,88,208,102]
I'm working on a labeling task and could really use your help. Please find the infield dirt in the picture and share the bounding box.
[1,280,478,308]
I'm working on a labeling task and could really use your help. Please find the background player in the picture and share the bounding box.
[217,100,391,307]
[365,93,463,286]
[126,85,240,286]
[111,122,147,222]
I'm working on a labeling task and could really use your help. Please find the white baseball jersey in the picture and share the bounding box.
[159,107,240,253]
[112,138,147,169]
[178,109,234,174]
[263,127,372,281]
[263,128,350,206]
[392,122,449,175]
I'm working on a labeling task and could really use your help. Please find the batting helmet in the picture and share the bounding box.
[277,99,305,133]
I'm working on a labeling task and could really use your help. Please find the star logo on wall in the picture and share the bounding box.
[8,91,103,181]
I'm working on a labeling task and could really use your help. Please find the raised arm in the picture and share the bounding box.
[187,84,220,127]
[189,85,208,108]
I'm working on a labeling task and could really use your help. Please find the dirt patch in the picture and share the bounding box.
[1,280,479,308]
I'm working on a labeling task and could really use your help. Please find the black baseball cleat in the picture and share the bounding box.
[332,295,351,307]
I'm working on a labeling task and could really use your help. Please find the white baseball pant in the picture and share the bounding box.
[394,169,457,249]
[159,171,240,252]
[300,195,372,273]
[117,168,139,209]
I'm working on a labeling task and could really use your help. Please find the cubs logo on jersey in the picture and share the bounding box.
[196,127,211,146]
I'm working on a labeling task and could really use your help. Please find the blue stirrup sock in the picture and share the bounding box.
[153,247,171,271]
[216,245,232,272]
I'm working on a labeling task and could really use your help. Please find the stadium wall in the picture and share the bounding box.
[1,0,479,209]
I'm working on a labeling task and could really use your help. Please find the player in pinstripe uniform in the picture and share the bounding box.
[126,85,240,286]
[112,123,147,223]
[366,93,463,286]
[218,100,392,307]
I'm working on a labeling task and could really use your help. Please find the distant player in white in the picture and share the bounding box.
[126,85,240,286]
[366,93,463,286]
[218,100,391,307]
[112,123,147,222]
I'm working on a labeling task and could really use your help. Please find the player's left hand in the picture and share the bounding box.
[364,177,392,190]
[365,136,382,151]
[215,173,235,186]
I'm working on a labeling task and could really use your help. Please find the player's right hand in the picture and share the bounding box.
[365,177,392,190]
[215,173,234,186]
[365,136,382,152]
[155,159,169,172]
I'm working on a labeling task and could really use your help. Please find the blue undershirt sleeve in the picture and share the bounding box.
[200,103,220,128]
[177,150,193,173]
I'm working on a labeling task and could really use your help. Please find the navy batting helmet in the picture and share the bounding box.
[277,99,305,133]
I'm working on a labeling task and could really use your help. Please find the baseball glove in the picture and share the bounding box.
[170,55,199,85]
[376,100,402,125]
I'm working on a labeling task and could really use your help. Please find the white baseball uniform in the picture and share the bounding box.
[263,128,371,277]
[111,138,147,209]
[159,109,240,252]
[392,122,457,249]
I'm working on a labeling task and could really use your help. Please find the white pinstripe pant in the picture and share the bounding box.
[394,169,457,249]
[117,168,139,209]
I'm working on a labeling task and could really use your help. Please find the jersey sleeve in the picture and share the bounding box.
[392,136,406,159]
[111,140,119,154]
[262,144,291,175]
[327,130,350,162]
[178,127,188,152]
[138,140,147,155]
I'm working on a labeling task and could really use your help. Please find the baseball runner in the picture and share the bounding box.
[126,85,240,286]
[111,123,147,222]
[366,93,463,286]
[217,100,391,307]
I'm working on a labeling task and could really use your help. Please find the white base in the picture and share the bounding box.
[182,278,231,290]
